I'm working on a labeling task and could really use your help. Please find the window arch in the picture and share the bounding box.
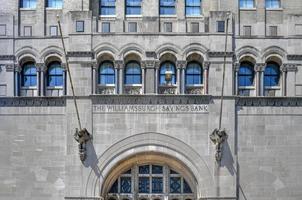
[264,62,280,87]
[21,62,37,87]
[185,62,203,85]
[99,62,115,85]
[47,62,63,87]
[107,164,193,198]
[238,62,255,87]
[124,61,141,84]
[159,62,176,85]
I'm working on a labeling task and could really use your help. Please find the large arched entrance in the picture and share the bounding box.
[101,153,197,200]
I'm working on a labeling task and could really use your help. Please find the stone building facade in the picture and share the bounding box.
[0,0,302,200]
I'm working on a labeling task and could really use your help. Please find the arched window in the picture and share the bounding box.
[238,62,254,87]
[21,62,37,87]
[47,62,63,87]
[185,62,202,85]
[99,62,115,85]
[159,62,176,85]
[124,62,141,84]
[107,164,193,197]
[264,62,280,87]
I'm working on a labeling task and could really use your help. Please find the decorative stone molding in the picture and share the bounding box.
[233,62,240,72]
[208,51,233,58]
[97,85,116,95]
[158,85,178,94]
[61,63,67,71]
[0,55,15,60]
[236,97,302,107]
[0,97,66,107]
[287,54,302,61]
[14,64,22,72]
[114,60,124,69]
[36,63,46,72]
[254,63,266,72]
[142,60,156,69]
[282,63,298,72]
[5,64,15,72]
[176,60,187,69]
[203,61,211,70]
[67,51,93,58]
[185,86,204,95]
[91,60,98,69]
[145,51,157,59]
[124,85,142,95]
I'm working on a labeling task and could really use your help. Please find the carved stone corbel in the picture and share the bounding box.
[114,60,124,69]
[176,60,187,69]
[203,61,211,71]
[254,63,266,72]
[233,62,240,72]
[209,129,228,162]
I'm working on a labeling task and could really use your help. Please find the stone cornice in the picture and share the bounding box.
[208,51,233,58]
[67,51,93,58]
[0,97,66,107]
[236,97,302,107]
[0,55,15,61]
[287,54,302,61]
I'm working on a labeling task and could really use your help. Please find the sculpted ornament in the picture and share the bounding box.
[74,128,93,161]
[209,128,228,162]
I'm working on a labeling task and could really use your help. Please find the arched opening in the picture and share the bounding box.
[238,61,255,96]
[46,61,65,96]
[264,61,281,96]
[102,153,196,200]
[19,59,38,97]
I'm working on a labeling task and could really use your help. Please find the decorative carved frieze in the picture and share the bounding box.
[282,63,298,72]
[0,55,15,60]
[5,64,15,72]
[0,97,66,107]
[124,85,142,95]
[287,54,302,61]
[236,97,302,107]
[97,85,116,95]
[142,60,157,69]
[208,51,233,58]
[158,85,178,94]
[185,86,204,95]
[67,51,93,58]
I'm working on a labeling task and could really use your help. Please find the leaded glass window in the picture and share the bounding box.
[152,177,163,193]
[170,177,181,193]
[160,0,176,15]
[124,62,141,84]
[264,62,280,87]
[21,62,37,87]
[159,62,176,85]
[47,62,63,87]
[240,0,254,8]
[100,0,116,15]
[185,0,201,16]
[99,62,115,85]
[186,62,203,85]
[139,177,150,193]
[126,0,142,15]
[120,177,131,193]
[266,0,280,8]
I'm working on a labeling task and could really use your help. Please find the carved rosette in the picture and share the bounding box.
[158,85,177,94]
[185,86,204,95]
[97,85,116,94]
[124,85,142,95]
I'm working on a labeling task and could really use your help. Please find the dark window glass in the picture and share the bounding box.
[109,180,118,193]
[47,62,63,87]
[185,0,201,16]
[139,165,150,174]
[139,177,150,193]
[170,169,178,174]
[238,62,254,87]
[217,21,225,32]
[160,0,176,15]
[125,62,141,84]
[170,177,181,193]
[264,62,280,87]
[152,165,163,174]
[102,22,110,33]
[99,62,115,84]
[183,179,192,193]
[186,62,202,85]
[266,0,280,8]
[120,177,131,193]
[126,0,142,15]
[20,0,36,8]
[159,62,176,85]
[76,21,84,32]
[47,0,63,8]
[100,0,116,15]
[152,177,163,193]
[21,63,37,87]
[240,0,254,8]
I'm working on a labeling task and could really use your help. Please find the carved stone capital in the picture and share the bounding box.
[254,63,266,72]
[203,61,211,70]
[282,63,298,72]
[5,64,15,72]
[176,60,187,69]
[114,60,124,69]
[91,60,98,69]
[14,64,22,72]
[233,62,240,72]
[61,63,67,71]
[36,63,46,72]
[142,60,157,69]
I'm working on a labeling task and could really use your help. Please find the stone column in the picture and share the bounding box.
[155,61,160,94]
[37,63,45,96]
[204,61,211,95]
[114,66,119,94]
[255,63,266,96]
[114,60,124,94]
[176,61,186,95]
[14,64,22,96]
[91,60,97,95]
[62,64,67,95]
[141,65,145,94]
[233,62,240,96]
[181,67,185,94]
[283,64,297,96]
[5,64,15,96]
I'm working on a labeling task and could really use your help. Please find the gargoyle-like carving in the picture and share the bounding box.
[209,128,228,162]
[74,128,93,161]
